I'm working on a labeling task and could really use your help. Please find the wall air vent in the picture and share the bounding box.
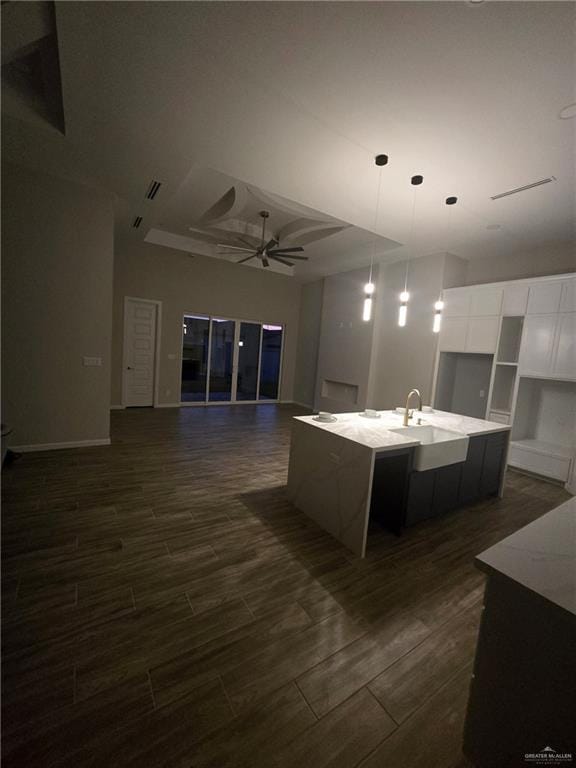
[146,180,162,200]
[132,216,143,229]
[490,176,556,201]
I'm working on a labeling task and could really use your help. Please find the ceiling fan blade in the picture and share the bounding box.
[268,247,304,254]
[270,253,308,260]
[260,255,269,268]
[217,244,255,252]
[237,237,259,248]
[263,238,278,252]
[269,255,296,267]
[237,254,257,264]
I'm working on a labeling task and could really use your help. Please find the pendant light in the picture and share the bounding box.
[433,196,457,333]
[363,154,388,322]
[399,174,423,327]
[432,300,444,333]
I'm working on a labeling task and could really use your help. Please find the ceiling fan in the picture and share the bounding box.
[217,210,308,268]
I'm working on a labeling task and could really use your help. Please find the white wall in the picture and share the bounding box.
[293,279,323,408]
[315,266,377,412]
[111,240,302,405]
[312,253,473,414]
[465,242,575,285]
[369,253,447,410]
[1,162,114,448]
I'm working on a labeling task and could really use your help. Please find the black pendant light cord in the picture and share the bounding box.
[370,162,385,284]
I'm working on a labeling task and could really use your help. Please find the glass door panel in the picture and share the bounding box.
[258,324,283,400]
[236,322,261,401]
[181,315,209,402]
[208,319,235,401]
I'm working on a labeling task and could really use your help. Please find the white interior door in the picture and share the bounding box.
[123,298,157,406]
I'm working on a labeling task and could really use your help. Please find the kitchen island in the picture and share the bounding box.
[464,495,575,767]
[287,409,510,557]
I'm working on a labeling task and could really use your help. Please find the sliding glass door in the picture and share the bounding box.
[236,322,261,401]
[259,324,283,400]
[181,316,209,402]
[180,315,283,404]
[208,319,235,401]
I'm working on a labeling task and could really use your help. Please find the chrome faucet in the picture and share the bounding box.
[403,388,422,427]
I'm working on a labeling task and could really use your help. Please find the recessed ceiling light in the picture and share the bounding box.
[559,103,576,120]
[486,224,501,230]
[467,0,485,5]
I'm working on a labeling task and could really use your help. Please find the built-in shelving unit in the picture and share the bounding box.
[433,273,576,489]
[487,316,523,421]
[510,377,576,483]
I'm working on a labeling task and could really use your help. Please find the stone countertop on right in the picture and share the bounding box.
[475,495,576,617]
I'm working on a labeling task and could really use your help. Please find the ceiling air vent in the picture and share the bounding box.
[132,216,143,229]
[145,180,162,200]
[490,176,556,201]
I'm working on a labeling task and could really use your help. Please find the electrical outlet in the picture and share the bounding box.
[479,389,486,398]
[83,356,102,367]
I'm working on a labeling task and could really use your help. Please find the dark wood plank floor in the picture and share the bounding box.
[1,404,570,768]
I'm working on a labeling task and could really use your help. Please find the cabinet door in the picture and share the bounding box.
[502,284,529,316]
[470,288,503,317]
[479,433,506,496]
[443,290,471,317]
[559,278,576,313]
[553,313,576,379]
[466,317,499,353]
[526,282,562,314]
[405,470,435,525]
[518,314,557,375]
[459,437,485,505]
[439,317,468,351]
[433,464,463,515]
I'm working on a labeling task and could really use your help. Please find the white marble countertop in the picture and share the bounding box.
[294,409,510,452]
[476,495,576,616]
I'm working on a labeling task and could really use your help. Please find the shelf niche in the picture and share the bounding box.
[435,352,493,419]
[512,378,576,448]
[491,364,517,414]
[497,316,523,363]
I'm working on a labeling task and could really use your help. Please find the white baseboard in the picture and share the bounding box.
[155,403,180,409]
[11,438,111,453]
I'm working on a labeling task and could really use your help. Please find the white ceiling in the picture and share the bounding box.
[2,1,575,280]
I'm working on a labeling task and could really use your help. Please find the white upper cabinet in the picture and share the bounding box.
[553,313,576,379]
[518,314,557,375]
[439,317,468,351]
[502,284,529,316]
[559,278,576,313]
[526,282,562,314]
[443,289,471,317]
[469,287,503,316]
[439,316,499,354]
[466,317,500,353]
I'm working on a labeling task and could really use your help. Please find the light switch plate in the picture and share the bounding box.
[83,356,102,367]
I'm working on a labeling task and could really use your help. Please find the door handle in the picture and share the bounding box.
[127,366,133,370]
